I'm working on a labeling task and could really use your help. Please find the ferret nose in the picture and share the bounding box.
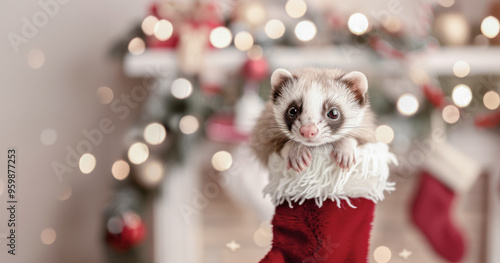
[299,124,318,138]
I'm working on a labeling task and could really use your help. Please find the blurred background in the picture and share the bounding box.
[1,0,500,262]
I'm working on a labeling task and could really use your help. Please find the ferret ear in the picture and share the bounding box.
[341,71,368,94]
[340,71,368,104]
[270,68,294,102]
[271,68,293,88]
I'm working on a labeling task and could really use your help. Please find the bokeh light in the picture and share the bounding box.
[254,221,272,247]
[57,184,72,201]
[96,86,114,104]
[481,16,500,39]
[211,151,233,172]
[453,60,470,78]
[41,228,57,245]
[397,94,419,116]
[141,15,159,36]
[209,27,232,48]
[27,48,45,69]
[234,31,254,51]
[179,115,199,134]
[437,0,455,8]
[40,128,57,146]
[375,125,395,144]
[383,18,402,33]
[171,78,193,99]
[144,122,167,145]
[294,20,317,41]
[107,217,123,234]
[474,34,489,46]
[140,159,165,187]
[265,19,285,39]
[128,142,149,165]
[112,160,130,181]
[348,13,369,35]
[247,45,263,60]
[154,19,173,41]
[243,2,266,26]
[128,37,146,55]
[285,0,307,18]
[374,246,392,263]
[442,105,460,124]
[435,13,469,46]
[409,68,429,85]
[452,84,472,107]
[123,211,142,228]
[483,91,500,110]
[79,153,96,174]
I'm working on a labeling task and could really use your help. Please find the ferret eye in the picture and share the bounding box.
[288,107,298,117]
[327,108,340,119]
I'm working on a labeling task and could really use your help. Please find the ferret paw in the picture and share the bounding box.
[332,144,357,171]
[286,145,312,173]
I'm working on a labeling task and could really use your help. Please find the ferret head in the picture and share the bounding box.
[270,68,369,146]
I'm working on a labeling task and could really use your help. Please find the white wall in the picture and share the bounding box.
[0,1,149,262]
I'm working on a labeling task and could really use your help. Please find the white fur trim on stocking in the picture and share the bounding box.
[264,142,397,208]
[424,141,481,193]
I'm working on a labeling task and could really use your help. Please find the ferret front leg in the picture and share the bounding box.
[281,142,312,173]
[331,137,358,170]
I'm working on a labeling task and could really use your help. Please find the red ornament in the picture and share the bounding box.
[106,211,147,252]
[242,57,269,82]
[422,83,446,108]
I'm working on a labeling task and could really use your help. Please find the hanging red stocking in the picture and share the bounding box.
[411,142,481,262]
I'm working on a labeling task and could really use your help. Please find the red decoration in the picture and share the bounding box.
[147,34,180,49]
[206,114,249,143]
[201,82,222,96]
[422,83,446,108]
[260,198,374,263]
[146,2,222,50]
[369,37,405,59]
[411,171,465,262]
[242,57,269,82]
[474,110,500,128]
[106,212,147,252]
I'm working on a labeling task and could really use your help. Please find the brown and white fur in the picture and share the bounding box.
[250,68,375,172]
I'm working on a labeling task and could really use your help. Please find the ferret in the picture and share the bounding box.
[250,67,376,172]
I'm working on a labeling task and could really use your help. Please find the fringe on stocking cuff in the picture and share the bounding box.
[264,142,398,208]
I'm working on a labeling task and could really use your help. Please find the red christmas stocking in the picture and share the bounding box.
[411,171,465,262]
[259,143,397,263]
[260,198,375,263]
